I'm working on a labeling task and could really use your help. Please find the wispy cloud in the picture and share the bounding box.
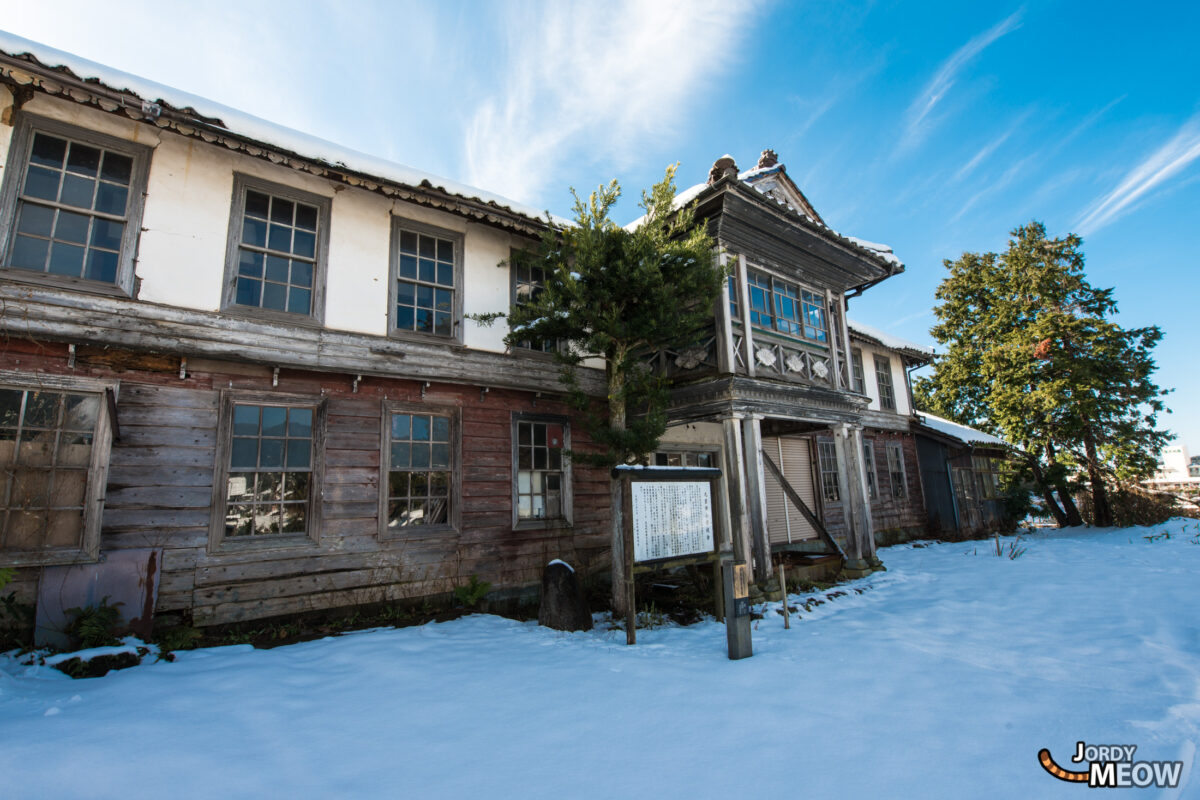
[898,9,1023,152]
[1075,114,1200,235]
[952,110,1031,182]
[463,0,763,205]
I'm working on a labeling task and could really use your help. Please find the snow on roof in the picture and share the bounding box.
[847,318,934,358]
[844,236,902,267]
[0,32,565,227]
[918,413,1007,448]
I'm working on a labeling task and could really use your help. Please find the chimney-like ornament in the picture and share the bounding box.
[757,149,779,169]
[707,154,738,185]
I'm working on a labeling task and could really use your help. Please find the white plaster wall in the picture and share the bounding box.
[854,342,910,416]
[4,95,519,352]
[659,421,725,446]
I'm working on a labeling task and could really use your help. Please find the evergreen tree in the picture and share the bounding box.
[478,166,722,610]
[915,222,1172,527]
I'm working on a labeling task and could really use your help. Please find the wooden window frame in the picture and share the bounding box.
[863,439,877,500]
[208,390,326,554]
[817,440,840,504]
[874,354,896,411]
[378,400,461,539]
[0,371,116,567]
[0,114,151,298]
[653,445,720,468]
[388,217,464,344]
[851,348,865,394]
[220,173,331,327]
[744,267,830,347]
[886,441,908,500]
[509,252,561,355]
[511,412,572,530]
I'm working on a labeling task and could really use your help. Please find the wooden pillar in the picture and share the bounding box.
[741,415,771,581]
[736,254,756,378]
[717,252,736,375]
[721,415,753,565]
[850,425,877,563]
[832,423,869,572]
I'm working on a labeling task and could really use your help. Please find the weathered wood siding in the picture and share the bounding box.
[816,431,924,547]
[0,342,610,626]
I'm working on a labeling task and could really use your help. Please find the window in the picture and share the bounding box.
[0,116,149,294]
[0,377,114,566]
[390,219,462,340]
[222,175,329,322]
[727,277,739,321]
[513,416,570,526]
[511,255,557,353]
[382,407,456,536]
[886,442,908,499]
[653,448,717,467]
[863,439,877,500]
[817,440,840,503]
[745,269,828,345]
[874,354,896,411]
[851,348,865,393]
[211,395,323,550]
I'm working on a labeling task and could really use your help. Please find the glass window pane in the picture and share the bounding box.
[253,507,278,536]
[59,174,96,209]
[280,504,307,534]
[23,166,61,201]
[48,242,85,277]
[436,240,452,261]
[94,182,128,216]
[431,443,449,469]
[85,250,119,283]
[391,413,410,440]
[399,231,417,253]
[90,218,124,251]
[437,262,453,287]
[290,259,313,288]
[390,442,410,468]
[242,217,267,247]
[533,448,547,469]
[288,408,312,438]
[435,288,453,312]
[293,230,316,259]
[245,191,270,219]
[411,472,428,497]
[434,313,451,337]
[259,439,284,468]
[16,203,54,237]
[231,437,258,469]
[388,471,409,498]
[0,389,21,429]
[399,254,417,279]
[268,224,292,253]
[287,287,311,315]
[235,277,262,307]
[262,282,287,311]
[410,443,430,469]
[396,306,414,331]
[30,133,67,168]
[411,415,430,441]
[100,152,133,184]
[431,416,449,442]
[286,439,310,469]
[415,309,432,332]
[261,407,287,436]
[429,472,449,497]
[294,204,317,231]
[11,234,49,271]
[54,211,90,244]
[265,254,289,282]
[238,250,264,278]
[271,197,294,224]
[518,423,531,445]
[418,235,435,258]
[418,258,436,283]
[227,473,254,502]
[416,284,433,308]
[66,143,100,176]
[233,405,259,435]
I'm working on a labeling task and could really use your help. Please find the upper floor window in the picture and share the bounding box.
[222,174,330,323]
[511,256,557,353]
[874,355,896,410]
[513,415,570,526]
[211,394,323,551]
[382,407,456,536]
[851,349,865,393]
[390,219,462,341]
[0,376,115,567]
[745,269,828,345]
[0,116,149,295]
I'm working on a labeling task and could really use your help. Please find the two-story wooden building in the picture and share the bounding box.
[0,35,615,633]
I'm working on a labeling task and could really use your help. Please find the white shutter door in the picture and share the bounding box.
[763,436,791,544]
[762,436,820,544]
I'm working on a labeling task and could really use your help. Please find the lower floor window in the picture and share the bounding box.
[863,440,877,499]
[222,403,314,539]
[817,440,840,503]
[0,386,103,557]
[886,442,908,499]
[515,418,567,522]
[653,449,716,468]
[385,411,452,531]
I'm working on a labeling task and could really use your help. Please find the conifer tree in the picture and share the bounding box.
[478,166,722,610]
[915,222,1172,527]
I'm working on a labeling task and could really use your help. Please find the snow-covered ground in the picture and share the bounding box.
[3,520,1199,798]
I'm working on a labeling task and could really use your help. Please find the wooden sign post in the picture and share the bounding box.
[613,466,724,648]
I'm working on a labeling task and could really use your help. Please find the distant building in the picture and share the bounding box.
[1147,445,1200,492]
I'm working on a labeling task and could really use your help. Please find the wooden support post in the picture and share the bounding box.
[620,474,636,645]
[736,254,755,378]
[741,415,771,581]
[721,415,753,566]
[778,558,790,629]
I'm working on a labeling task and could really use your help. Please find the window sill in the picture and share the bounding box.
[387,329,463,347]
[1,268,133,299]
[221,304,325,329]
[513,518,572,532]
[210,533,319,555]
[0,547,100,569]
[380,524,458,541]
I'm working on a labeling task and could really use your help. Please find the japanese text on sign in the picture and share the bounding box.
[631,481,715,562]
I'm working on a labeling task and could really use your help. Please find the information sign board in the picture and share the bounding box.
[630,480,715,562]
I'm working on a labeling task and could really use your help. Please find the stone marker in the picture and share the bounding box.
[538,560,592,632]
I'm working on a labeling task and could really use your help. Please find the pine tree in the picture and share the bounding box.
[915,222,1172,527]
[478,166,722,610]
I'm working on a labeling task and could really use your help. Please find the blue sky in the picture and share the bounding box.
[7,1,1199,450]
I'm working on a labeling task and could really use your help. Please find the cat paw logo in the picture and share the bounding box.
[1038,742,1184,788]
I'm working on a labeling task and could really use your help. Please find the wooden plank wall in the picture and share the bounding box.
[0,341,611,627]
[816,431,924,546]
